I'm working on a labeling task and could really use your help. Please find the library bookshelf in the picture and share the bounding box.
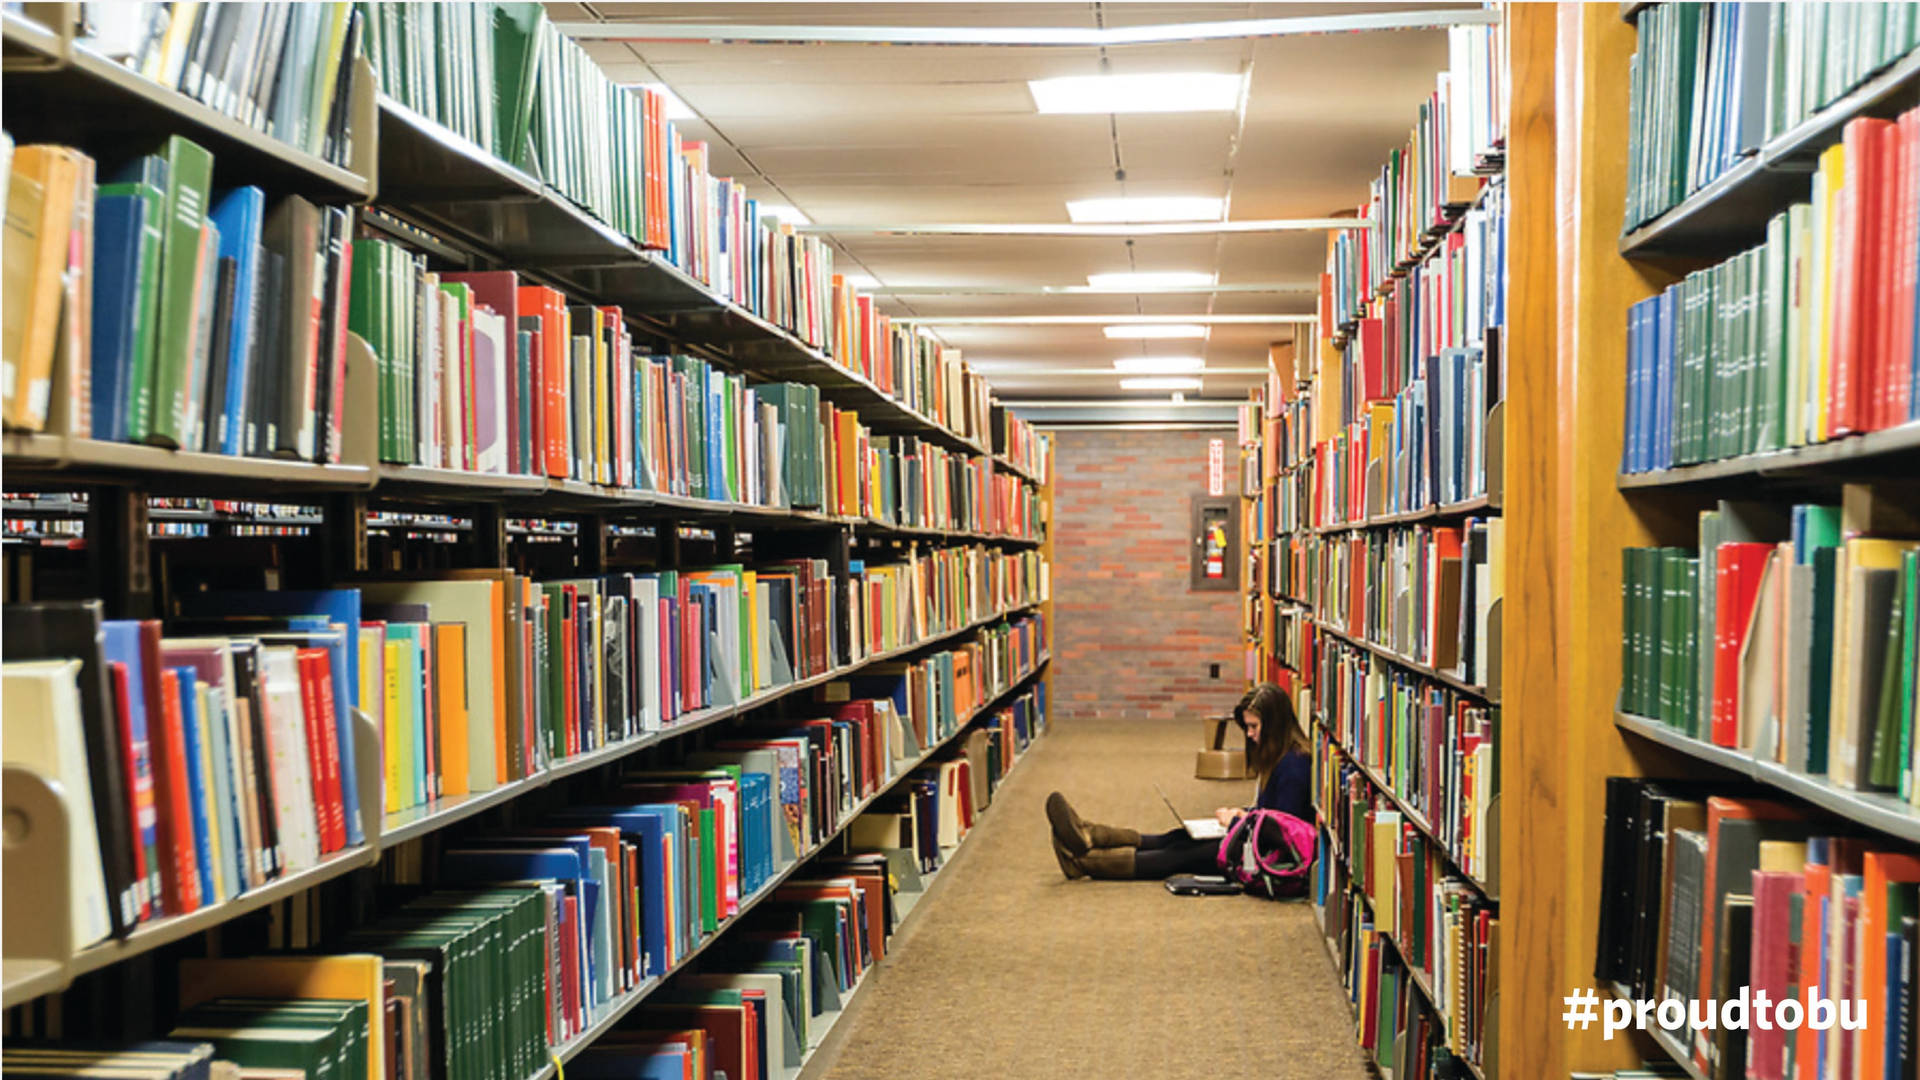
[0,6,1057,1077]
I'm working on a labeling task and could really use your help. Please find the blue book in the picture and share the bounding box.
[569,1050,687,1080]
[555,804,684,974]
[1655,289,1676,471]
[738,771,772,894]
[706,368,725,500]
[100,621,161,911]
[167,667,217,902]
[207,187,264,456]
[178,590,364,846]
[90,195,148,443]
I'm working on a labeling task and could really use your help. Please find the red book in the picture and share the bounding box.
[1887,112,1920,427]
[151,667,202,914]
[1830,118,1894,437]
[1710,542,1775,747]
[1354,318,1387,403]
[1695,796,1804,1070]
[105,660,153,922]
[1747,869,1803,1080]
[294,650,345,853]
[558,893,581,1035]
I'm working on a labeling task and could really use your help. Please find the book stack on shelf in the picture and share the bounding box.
[1239,14,1507,1079]
[1596,6,1920,1079]
[0,6,1059,1077]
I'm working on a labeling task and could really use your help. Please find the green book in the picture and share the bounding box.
[1869,572,1907,790]
[1900,552,1919,800]
[1807,546,1839,775]
[96,177,166,443]
[493,3,546,167]
[178,998,366,1080]
[145,135,214,449]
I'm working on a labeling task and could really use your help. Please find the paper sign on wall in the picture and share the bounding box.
[1207,438,1224,497]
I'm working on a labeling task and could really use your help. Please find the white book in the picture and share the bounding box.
[469,304,508,475]
[258,646,320,871]
[3,659,113,948]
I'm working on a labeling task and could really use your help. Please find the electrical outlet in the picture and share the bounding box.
[1209,663,1221,679]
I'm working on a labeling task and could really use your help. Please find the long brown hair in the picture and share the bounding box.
[1234,682,1303,783]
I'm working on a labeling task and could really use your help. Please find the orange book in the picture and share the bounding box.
[835,410,860,517]
[1858,852,1920,1080]
[433,622,469,797]
[517,285,571,478]
[179,955,385,1080]
[3,145,83,431]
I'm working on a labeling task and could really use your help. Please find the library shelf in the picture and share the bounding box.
[1613,711,1920,844]
[1619,49,1920,258]
[1316,720,1498,902]
[2,434,378,494]
[380,601,1047,845]
[1,23,371,203]
[1615,420,1920,491]
[1311,492,1502,535]
[1314,617,1498,704]
[1315,819,1491,1080]
[1606,982,1708,1080]
[517,655,1053,1080]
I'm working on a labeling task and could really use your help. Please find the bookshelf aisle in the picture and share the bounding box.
[0,5,1056,1078]
[1250,9,1512,1079]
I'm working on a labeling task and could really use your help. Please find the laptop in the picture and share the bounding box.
[1155,783,1227,840]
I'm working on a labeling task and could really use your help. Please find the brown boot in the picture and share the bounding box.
[1046,792,1092,855]
[1076,846,1137,880]
[1089,823,1141,849]
[1052,833,1087,880]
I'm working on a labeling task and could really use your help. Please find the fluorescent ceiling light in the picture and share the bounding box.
[1103,323,1210,339]
[1114,356,1206,374]
[1066,196,1224,223]
[1120,376,1204,391]
[638,83,695,121]
[1028,72,1245,114]
[1085,271,1216,290]
[759,204,812,227]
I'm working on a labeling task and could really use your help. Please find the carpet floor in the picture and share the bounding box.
[800,716,1372,1080]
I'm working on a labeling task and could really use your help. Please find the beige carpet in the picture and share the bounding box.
[801,717,1372,1080]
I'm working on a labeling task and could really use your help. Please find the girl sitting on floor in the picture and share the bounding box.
[1044,682,1310,881]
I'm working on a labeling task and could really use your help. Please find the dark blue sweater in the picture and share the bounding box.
[1253,750,1313,820]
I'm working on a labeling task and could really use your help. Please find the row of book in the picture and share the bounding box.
[1315,799,1495,1078]
[1594,778,1920,1080]
[1620,108,1920,474]
[1619,493,1920,799]
[1312,519,1504,690]
[0,550,1043,946]
[1319,45,1505,331]
[1623,3,1919,231]
[345,244,1042,523]
[2,136,355,460]
[359,5,1000,450]
[77,2,363,168]
[1314,651,1496,884]
[1,647,1047,1080]
[992,408,1046,483]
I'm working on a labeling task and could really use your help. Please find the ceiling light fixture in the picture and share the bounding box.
[1120,376,1204,391]
[758,204,812,227]
[1029,72,1245,114]
[901,314,1315,326]
[1066,196,1224,223]
[1085,271,1216,290]
[1103,324,1211,339]
[1114,356,1206,374]
[841,272,880,290]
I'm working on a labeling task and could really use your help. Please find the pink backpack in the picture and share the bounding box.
[1215,809,1317,899]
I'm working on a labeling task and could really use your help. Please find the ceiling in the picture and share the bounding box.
[544,2,1471,402]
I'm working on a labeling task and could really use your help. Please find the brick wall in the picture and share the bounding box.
[1050,428,1243,722]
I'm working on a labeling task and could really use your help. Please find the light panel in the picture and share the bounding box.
[1119,376,1205,391]
[638,83,695,120]
[1065,196,1224,223]
[1113,356,1206,374]
[1084,270,1216,290]
[1103,324,1211,339]
[1028,72,1245,114]
[758,204,812,227]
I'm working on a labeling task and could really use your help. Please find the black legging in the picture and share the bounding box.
[1132,828,1220,880]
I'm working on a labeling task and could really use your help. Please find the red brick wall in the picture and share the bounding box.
[1051,428,1243,722]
